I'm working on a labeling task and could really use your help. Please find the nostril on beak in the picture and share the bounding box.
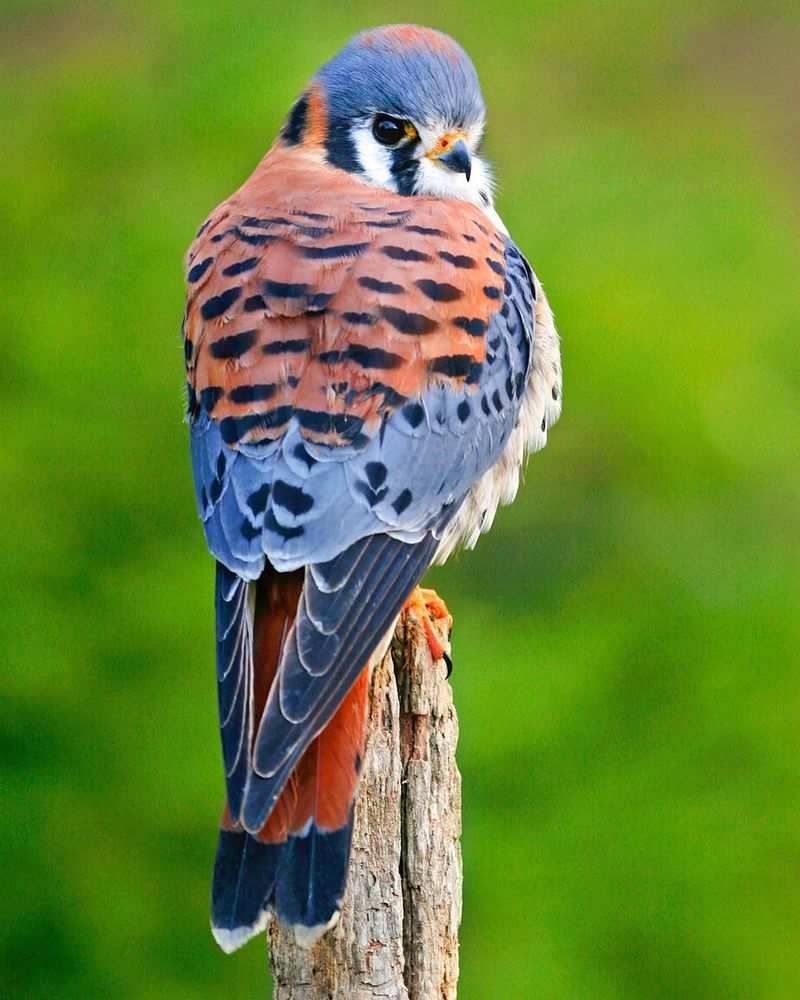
[435,138,472,181]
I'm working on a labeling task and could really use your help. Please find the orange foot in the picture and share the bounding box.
[403,587,453,675]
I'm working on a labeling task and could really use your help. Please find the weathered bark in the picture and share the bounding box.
[268,603,461,1000]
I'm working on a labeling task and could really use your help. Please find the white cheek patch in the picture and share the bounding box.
[348,119,504,232]
[351,123,397,191]
[414,154,505,231]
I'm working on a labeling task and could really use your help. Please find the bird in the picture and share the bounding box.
[181,23,562,953]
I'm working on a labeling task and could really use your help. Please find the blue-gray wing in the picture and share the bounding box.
[188,236,535,578]
[187,230,536,835]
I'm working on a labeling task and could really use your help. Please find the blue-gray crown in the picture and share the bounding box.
[315,24,485,130]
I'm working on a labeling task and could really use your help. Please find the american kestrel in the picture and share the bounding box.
[182,24,562,952]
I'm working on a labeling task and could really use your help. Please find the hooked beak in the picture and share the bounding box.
[429,135,472,181]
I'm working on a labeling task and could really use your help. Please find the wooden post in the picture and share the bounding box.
[268,602,462,1000]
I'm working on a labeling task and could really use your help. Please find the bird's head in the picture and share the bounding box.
[279,25,495,212]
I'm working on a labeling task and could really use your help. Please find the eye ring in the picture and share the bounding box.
[372,114,412,147]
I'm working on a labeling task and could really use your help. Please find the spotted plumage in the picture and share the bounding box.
[182,23,562,953]
[185,172,504,456]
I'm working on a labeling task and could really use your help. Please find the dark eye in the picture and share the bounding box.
[372,115,409,147]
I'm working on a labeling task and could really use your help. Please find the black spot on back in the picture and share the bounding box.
[262,338,311,355]
[201,287,241,320]
[415,279,462,303]
[405,225,446,237]
[392,489,412,515]
[429,355,473,378]
[209,329,257,359]
[381,306,438,335]
[296,409,365,442]
[403,402,425,428]
[292,443,317,470]
[240,518,261,542]
[341,311,377,327]
[222,257,259,277]
[200,386,224,413]
[272,479,314,517]
[355,482,389,507]
[381,246,431,263]
[265,510,304,540]
[486,258,504,276]
[301,242,369,260]
[358,276,403,294]
[292,209,331,222]
[247,484,271,515]
[355,480,388,507]
[440,250,476,269]
[228,383,278,404]
[243,294,266,312]
[241,216,292,229]
[364,218,402,229]
[453,316,487,337]
[347,344,403,369]
[263,279,311,299]
[232,229,275,246]
[364,462,387,489]
[188,256,213,282]
[306,292,333,311]
[218,407,293,444]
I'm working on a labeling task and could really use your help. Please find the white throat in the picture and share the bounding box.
[413,152,505,232]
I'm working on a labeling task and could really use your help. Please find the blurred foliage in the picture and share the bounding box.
[1,0,799,997]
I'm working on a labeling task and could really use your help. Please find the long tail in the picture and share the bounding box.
[210,567,369,952]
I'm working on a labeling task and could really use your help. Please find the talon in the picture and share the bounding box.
[403,585,453,668]
[443,651,453,678]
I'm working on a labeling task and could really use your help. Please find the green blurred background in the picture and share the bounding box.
[2,0,799,996]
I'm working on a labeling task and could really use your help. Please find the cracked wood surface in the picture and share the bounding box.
[268,604,462,999]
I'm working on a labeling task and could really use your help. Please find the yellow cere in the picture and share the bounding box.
[426,130,466,158]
